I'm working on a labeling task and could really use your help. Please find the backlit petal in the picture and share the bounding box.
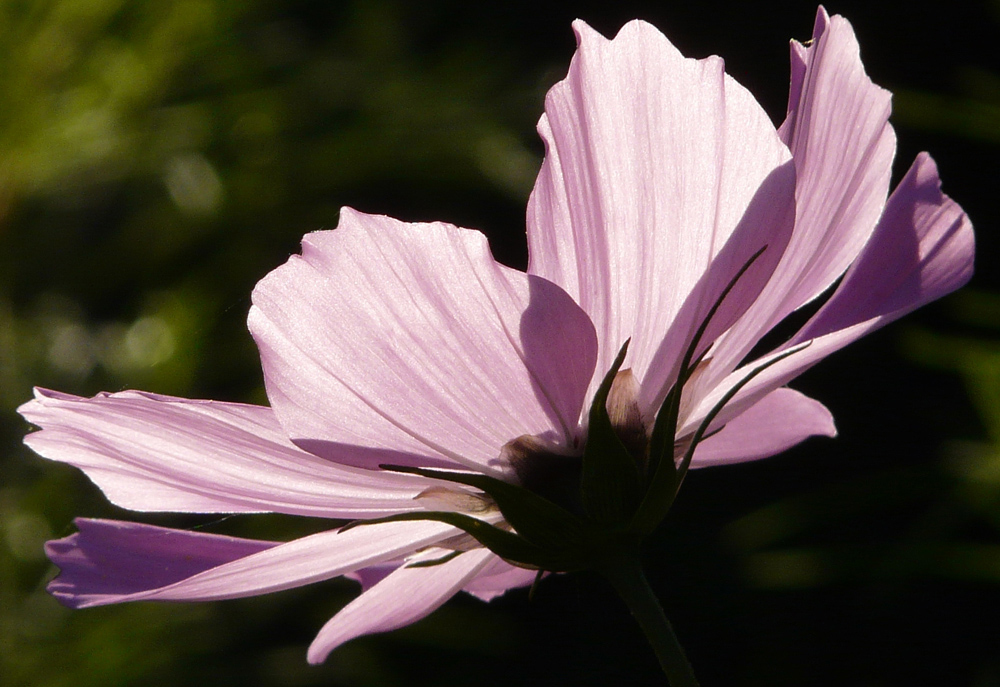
[690,388,835,467]
[57,520,459,606]
[791,153,974,342]
[526,19,795,410]
[777,7,896,311]
[307,548,495,664]
[46,518,278,608]
[19,389,425,517]
[705,8,896,384]
[686,152,974,432]
[250,208,598,474]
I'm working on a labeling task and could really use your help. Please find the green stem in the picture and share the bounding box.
[601,558,700,687]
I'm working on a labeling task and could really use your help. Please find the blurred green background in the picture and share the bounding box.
[1,1,998,685]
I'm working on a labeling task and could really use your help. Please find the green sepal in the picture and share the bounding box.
[580,339,642,525]
[646,246,767,485]
[673,341,811,482]
[405,550,463,568]
[380,464,588,551]
[528,569,545,601]
[631,341,810,537]
[645,376,682,499]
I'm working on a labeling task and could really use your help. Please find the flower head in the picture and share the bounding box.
[20,7,973,665]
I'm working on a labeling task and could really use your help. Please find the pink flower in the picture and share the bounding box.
[20,7,973,665]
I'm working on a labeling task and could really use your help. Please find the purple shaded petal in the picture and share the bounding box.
[704,8,897,386]
[690,388,835,468]
[792,153,974,341]
[307,548,495,664]
[46,518,278,608]
[56,519,459,607]
[462,556,538,602]
[526,20,795,409]
[19,389,426,517]
[249,208,597,474]
[344,562,399,592]
[686,152,974,433]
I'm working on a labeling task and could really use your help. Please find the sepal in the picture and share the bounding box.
[580,340,642,524]
[339,511,553,568]
[380,464,588,551]
[630,341,811,536]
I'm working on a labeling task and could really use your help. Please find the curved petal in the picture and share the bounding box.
[773,7,896,311]
[685,152,974,434]
[19,388,426,517]
[249,208,598,475]
[791,153,974,342]
[307,548,495,664]
[703,8,897,388]
[46,518,279,608]
[51,519,459,607]
[689,388,835,468]
[526,19,795,408]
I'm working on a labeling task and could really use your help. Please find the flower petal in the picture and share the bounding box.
[526,19,795,408]
[19,389,425,517]
[249,208,598,474]
[690,388,835,467]
[704,8,896,381]
[50,519,459,607]
[775,7,896,310]
[46,518,278,608]
[686,152,974,433]
[307,548,495,664]
[791,153,974,343]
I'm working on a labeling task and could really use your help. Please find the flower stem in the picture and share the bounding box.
[601,558,700,687]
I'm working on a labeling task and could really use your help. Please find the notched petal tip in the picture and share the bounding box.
[570,18,601,45]
[42,518,281,609]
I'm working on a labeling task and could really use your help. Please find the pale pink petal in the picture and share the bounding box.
[307,548,495,664]
[249,208,598,474]
[638,164,795,412]
[19,389,426,517]
[704,8,897,385]
[689,388,835,467]
[46,518,278,608]
[685,152,974,434]
[526,19,795,409]
[776,7,897,310]
[59,520,459,607]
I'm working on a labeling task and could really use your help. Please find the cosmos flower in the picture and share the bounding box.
[20,7,973,666]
